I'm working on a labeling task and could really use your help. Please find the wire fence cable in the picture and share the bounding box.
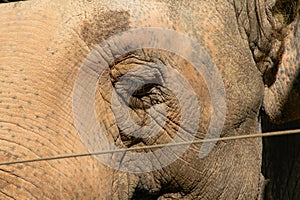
[0,128,299,166]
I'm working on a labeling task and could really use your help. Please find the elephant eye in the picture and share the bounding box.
[129,83,169,109]
[109,52,174,110]
[132,83,160,97]
[113,72,169,110]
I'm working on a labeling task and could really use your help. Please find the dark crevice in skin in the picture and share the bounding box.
[0,190,16,200]
[0,0,26,3]
[132,188,159,200]
[132,182,185,200]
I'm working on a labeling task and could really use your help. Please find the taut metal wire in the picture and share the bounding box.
[0,129,299,166]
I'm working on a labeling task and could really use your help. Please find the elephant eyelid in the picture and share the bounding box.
[132,83,161,97]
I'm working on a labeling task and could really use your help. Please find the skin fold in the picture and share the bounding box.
[263,16,300,123]
[0,0,299,199]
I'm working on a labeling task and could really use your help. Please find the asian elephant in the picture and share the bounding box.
[0,0,299,199]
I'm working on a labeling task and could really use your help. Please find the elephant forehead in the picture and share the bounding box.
[79,11,130,48]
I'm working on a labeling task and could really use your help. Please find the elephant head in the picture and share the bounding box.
[0,0,299,199]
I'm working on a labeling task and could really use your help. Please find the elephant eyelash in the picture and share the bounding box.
[132,83,160,97]
[114,80,167,110]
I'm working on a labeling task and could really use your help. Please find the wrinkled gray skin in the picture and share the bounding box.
[0,0,299,199]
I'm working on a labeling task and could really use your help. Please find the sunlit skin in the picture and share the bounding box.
[0,0,299,199]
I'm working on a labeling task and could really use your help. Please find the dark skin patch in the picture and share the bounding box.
[80,10,130,48]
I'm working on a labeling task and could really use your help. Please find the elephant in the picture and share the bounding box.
[0,0,299,199]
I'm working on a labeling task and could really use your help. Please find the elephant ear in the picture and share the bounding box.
[263,0,300,124]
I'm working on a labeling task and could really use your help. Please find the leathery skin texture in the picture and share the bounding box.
[0,0,299,199]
